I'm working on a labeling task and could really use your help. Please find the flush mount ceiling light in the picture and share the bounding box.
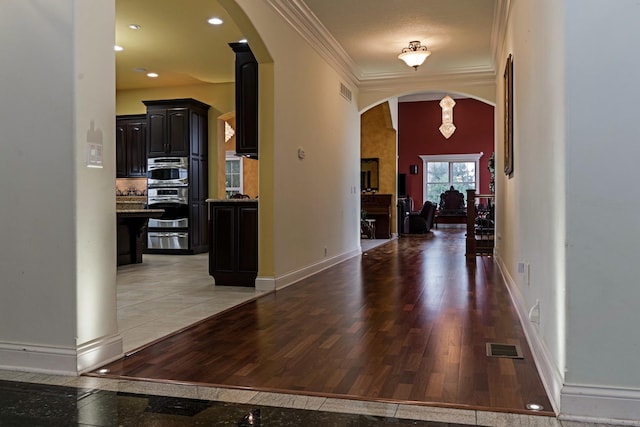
[207,17,223,25]
[398,40,431,70]
[439,95,456,139]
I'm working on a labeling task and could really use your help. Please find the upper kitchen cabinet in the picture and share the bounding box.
[143,98,210,158]
[229,43,258,159]
[116,114,147,178]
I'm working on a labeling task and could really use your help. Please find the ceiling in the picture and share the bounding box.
[115,0,499,92]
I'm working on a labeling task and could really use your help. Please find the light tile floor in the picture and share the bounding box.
[116,252,268,354]
[119,239,391,354]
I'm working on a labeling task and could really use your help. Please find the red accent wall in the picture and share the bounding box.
[398,98,494,208]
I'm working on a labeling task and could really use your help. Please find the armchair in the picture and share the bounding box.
[403,201,436,234]
[438,186,466,215]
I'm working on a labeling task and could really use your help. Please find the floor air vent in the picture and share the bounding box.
[486,343,524,359]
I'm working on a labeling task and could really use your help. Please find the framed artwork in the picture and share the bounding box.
[503,54,514,176]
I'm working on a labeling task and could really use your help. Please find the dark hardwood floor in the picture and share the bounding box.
[92,228,553,417]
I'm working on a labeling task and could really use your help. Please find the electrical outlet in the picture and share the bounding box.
[528,299,540,325]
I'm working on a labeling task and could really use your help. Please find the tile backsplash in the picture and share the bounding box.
[116,178,147,196]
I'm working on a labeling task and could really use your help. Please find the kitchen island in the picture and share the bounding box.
[207,198,258,286]
[116,201,164,266]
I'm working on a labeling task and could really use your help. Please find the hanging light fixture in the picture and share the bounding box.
[398,41,431,70]
[439,95,456,139]
[224,121,235,142]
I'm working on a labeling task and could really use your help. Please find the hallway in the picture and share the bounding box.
[89,228,554,423]
[0,229,562,425]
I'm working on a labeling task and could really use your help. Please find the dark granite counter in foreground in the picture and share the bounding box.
[117,209,164,266]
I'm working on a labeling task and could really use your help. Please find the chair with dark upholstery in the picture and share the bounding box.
[404,201,436,234]
[438,186,466,216]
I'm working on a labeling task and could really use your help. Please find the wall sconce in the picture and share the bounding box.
[398,41,432,70]
[409,165,418,175]
[224,121,235,142]
[439,95,456,139]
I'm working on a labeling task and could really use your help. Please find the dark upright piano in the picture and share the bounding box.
[361,194,392,239]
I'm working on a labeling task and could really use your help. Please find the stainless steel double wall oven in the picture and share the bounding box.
[146,157,190,250]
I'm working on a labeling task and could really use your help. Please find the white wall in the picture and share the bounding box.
[561,0,640,420]
[500,0,640,421]
[0,1,119,374]
[233,1,362,286]
[497,0,567,407]
[74,0,120,371]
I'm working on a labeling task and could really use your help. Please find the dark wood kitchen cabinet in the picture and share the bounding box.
[143,98,211,255]
[208,200,258,286]
[115,114,147,178]
[229,43,258,158]
[143,98,210,158]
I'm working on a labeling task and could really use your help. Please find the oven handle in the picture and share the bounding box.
[147,164,187,171]
[148,198,188,206]
[147,179,189,186]
[147,200,189,209]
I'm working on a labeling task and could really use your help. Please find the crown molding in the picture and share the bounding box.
[266,0,499,92]
[358,70,496,92]
[492,0,511,65]
[265,0,359,86]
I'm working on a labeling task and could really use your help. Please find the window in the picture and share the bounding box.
[419,153,483,203]
[225,152,243,197]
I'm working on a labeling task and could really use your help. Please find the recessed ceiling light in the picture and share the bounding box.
[239,38,248,43]
[207,17,223,25]
[114,45,124,52]
[97,368,110,374]
[147,72,159,78]
[128,24,141,30]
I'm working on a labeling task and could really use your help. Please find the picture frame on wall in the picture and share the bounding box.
[503,54,514,176]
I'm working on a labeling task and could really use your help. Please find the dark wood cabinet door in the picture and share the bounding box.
[116,115,147,178]
[126,120,147,176]
[115,122,128,178]
[190,202,208,253]
[167,108,190,156]
[209,201,258,286]
[211,206,236,273]
[237,205,258,272]
[230,43,258,158]
[147,111,167,156]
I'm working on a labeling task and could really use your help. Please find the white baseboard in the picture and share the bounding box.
[0,333,123,376]
[76,333,123,373]
[494,253,563,414]
[255,276,276,292]
[496,253,640,425]
[0,342,79,376]
[560,384,640,425]
[256,247,362,293]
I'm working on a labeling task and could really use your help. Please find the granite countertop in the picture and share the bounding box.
[116,196,147,201]
[116,196,163,215]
